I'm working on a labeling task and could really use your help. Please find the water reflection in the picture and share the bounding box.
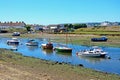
[41,49,53,55]
[78,56,106,63]
[7,44,19,51]
[26,46,39,51]
[56,52,72,56]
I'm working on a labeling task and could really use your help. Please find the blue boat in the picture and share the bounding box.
[91,36,108,42]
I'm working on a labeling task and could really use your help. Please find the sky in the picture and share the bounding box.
[0,0,120,25]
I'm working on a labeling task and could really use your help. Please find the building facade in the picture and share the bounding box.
[0,21,26,29]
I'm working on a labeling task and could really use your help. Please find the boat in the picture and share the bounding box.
[26,39,38,46]
[76,46,107,57]
[7,38,19,45]
[12,32,20,36]
[54,46,72,53]
[41,42,53,49]
[54,33,72,53]
[91,36,108,42]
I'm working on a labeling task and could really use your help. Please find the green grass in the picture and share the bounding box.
[0,48,120,80]
[73,26,120,36]
[72,31,120,36]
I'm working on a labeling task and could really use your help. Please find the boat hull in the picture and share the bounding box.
[26,42,38,46]
[41,44,53,49]
[91,37,108,42]
[26,39,38,46]
[77,52,106,58]
[7,41,19,45]
[7,38,19,45]
[55,47,72,53]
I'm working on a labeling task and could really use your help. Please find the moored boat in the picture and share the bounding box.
[41,42,53,49]
[7,38,19,45]
[54,32,72,53]
[12,32,20,36]
[26,39,38,46]
[54,46,72,53]
[76,46,107,57]
[91,36,108,42]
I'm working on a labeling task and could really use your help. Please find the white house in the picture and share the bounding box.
[47,24,66,33]
[0,21,26,29]
[100,21,111,26]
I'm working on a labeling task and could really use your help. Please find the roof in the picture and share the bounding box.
[0,22,26,27]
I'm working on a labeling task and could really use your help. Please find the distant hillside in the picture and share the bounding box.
[73,26,120,35]
[75,26,120,32]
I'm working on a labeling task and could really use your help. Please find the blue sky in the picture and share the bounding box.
[0,0,120,25]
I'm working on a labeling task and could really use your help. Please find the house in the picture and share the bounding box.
[28,24,44,33]
[0,21,26,29]
[58,24,67,32]
[47,24,66,33]
[100,21,111,26]
[47,24,58,33]
[32,24,44,31]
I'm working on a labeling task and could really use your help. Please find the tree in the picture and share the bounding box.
[64,24,73,28]
[64,24,74,31]
[73,24,87,29]
[68,24,73,29]
[25,25,31,31]
[64,24,69,28]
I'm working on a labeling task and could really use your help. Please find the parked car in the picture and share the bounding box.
[91,36,108,42]
[12,32,20,36]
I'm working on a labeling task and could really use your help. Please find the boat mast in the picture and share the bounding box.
[66,32,68,45]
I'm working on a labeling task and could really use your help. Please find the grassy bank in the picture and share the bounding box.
[0,48,120,80]
[73,26,120,36]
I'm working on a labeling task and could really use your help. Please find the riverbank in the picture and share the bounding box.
[1,33,120,47]
[0,48,120,80]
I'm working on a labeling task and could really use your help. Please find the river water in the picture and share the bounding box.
[0,37,120,75]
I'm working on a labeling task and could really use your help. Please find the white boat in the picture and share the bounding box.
[12,32,20,36]
[26,39,38,46]
[76,47,107,57]
[7,38,19,45]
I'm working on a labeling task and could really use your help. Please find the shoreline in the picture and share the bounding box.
[0,48,120,80]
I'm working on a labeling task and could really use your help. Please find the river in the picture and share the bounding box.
[0,37,120,75]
